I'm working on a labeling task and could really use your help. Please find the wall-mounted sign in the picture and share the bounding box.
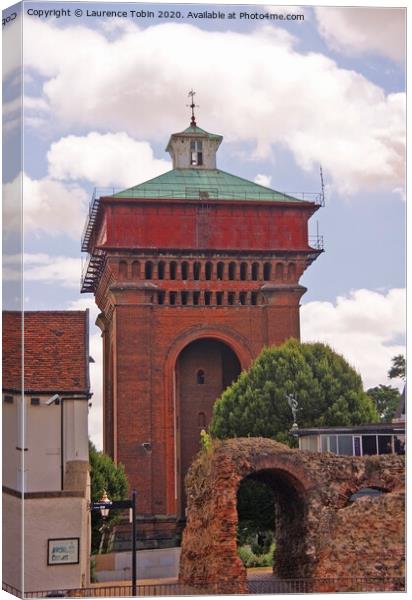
[47,538,79,565]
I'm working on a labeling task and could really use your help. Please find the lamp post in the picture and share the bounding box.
[90,489,137,595]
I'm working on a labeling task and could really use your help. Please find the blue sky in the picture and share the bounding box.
[2,0,406,447]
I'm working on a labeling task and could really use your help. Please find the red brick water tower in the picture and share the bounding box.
[81,107,323,547]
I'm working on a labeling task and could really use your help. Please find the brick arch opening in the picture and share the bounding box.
[162,328,253,516]
[176,338,241,516]
[242,468,308,577]
[179,438,405,594]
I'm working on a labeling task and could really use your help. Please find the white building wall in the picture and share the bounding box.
[26,397,61,492]
[3,394,89,493]
[64,399,89,463]
[2,492,23,590]
[2,397,22,491]
[23,495,90,591]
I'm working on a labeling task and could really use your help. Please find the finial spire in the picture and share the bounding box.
[187,89,198,127]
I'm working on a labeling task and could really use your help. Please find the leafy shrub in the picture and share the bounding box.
[238,542,275,568]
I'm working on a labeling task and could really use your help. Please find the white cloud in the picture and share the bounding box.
[47,132,170,188]
[68,297,103,449]
[301,288,406,390]
[3,12,22,80]
[254,173,272,188]
[3,253,81,288]
[315,7,405,62]
[23,18,405,196]
[3,173,88,239]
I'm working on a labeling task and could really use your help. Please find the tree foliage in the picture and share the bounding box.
[210,339,378,442]
[89,441,129,553]
[367,385,401,423]
[388,354,406,381]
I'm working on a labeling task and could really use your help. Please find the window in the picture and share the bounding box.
[204,291,211,305]
[181,262,189,280]
[193,262,201,280]
[337,435,353,456]
[228,292,235,305]
[158,261,165,280]
[362,435,377,456]
[252,262,259,280]
[263,262,272,281]
[321,435,337,453]
[197,370,205,384]
[217,262,224,280]
[205,262,213,280]
[378,435,392,455]
[31,397,40,406]
[228,262,236,280]
[193,292,200,306]
[170,261,177,280]
[190,140,203,166]
[158,291,165,305]
[181,291,188,306]
[216,292,223,306]
[4,395,13,404]
[239,292,246,305]
[240,262,248,281]
[394,435,405,455]
[119,261,128,277]
[169,292,177,306]
[145,261,153,279]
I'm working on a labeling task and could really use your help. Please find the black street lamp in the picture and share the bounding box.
[90,489,137,595]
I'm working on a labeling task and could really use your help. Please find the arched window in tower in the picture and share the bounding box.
[275,263,284,280]
[145,261,153,279]
[119,261,128,277]
[240,262,248,281]
[193,262,201,280]
[131,261,140,278]
[217,262,224,280]
[197,369,205,385]
[228,262,236,280]
[263,262,272,281]
[198,412,206,427]
[190,140,203,166]
[252,262,260,280]
[205,262,213,280]
[158,261,165,280]
[181,261,189,280]
[170,261,177,280]
[288,263,297,281]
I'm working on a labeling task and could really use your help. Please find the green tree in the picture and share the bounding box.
[388,354,406,381]
[366,385,401,422]
[89,441,129,553]
[210,339,378,443]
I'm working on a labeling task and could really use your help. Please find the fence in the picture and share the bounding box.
[3,576,405,598]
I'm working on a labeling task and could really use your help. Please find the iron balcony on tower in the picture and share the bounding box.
[81,249,105,293]
[81,189,101,253]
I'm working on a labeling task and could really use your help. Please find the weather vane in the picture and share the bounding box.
[187,89,199,127]
[286,393,299,430]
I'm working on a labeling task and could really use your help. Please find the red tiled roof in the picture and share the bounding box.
[2,311,90,394]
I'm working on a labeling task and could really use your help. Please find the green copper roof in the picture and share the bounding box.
[112,169,304,202]
[180,125,222,140]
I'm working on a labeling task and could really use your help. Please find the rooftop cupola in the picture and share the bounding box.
[166,90,223,169]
